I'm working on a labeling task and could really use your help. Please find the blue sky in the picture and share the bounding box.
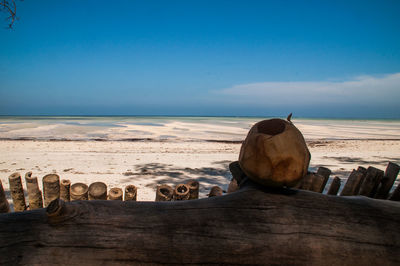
[0,0,399,118]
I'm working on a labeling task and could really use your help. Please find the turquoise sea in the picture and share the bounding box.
[0,116,399,141]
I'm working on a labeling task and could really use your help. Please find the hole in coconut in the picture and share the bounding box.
[257,119,286,136]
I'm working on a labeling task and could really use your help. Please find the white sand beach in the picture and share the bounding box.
[0,117,399,207]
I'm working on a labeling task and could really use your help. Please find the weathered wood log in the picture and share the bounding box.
[316,166,331,192]
[239,118,310,187]
[340,170,365,196]
[25,172,43,209]
[60,179,71,202]
[0,180,10,213]
[42,174,60,207]
[389,183,400,201]
[327,176,341,196]
[375,162,400,199]
[124,185,137,201]
[8,172,26,212]
[359,167,384,197]
[0,183,399,265]
[174,184,190,201]
[89,182,107,200]
[108,188,122,201]
[209,186,223,197]
[155,184,173,201]
[357,166,367,175]
[70,183,88,201]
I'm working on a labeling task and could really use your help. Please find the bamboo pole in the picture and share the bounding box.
[340,170,365,196]
[174,184,190,201]
[375,162,400,199]
[186,180,199,200]
[0,180,10,213]
[359,167,384,197]
[8,173,26,212]
[155,185,173,201]
[25,172,43,209]
[60,179,71,202]
[209,186,223,197]
[108,188,123,201]
[124,185,137,201]
[70,183,88,201]
[42,174,60,207]
[327,177,341,196]
[89,182,107,200]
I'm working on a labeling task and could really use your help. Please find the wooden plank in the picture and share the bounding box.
[327,177,341,195]
[359,167,384,197]
[340,170,365,196]
[0,183,399,265]
[375,162,400,199]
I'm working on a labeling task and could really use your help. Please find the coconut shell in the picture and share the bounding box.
[239,118,310,187]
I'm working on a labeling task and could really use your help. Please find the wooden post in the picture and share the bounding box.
[8,173,26,212]
[300,173,326,192]
[310,174,326,193]
[209,186,223,197]
[155,185,173,201]
[0,180,10,213]
[375,162,400,199]
[359,167,384,197]
[70,183,88,201]
[357,166,367,175]
[229,161,247,184]
[108,188,123,201]
[124,185,137,201]
[316,167,331,192]
[389,184,400,201]
[186,180,199,200]
[25,172,43,209]
[327,177,341,196]
[173,184,190,201]
[89,182,107,200]
[60,179,71,202]
[340,170,365,196]
[300,173,314,191]
[42,174,60,207]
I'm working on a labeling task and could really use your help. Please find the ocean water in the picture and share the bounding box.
[0,116,399,141]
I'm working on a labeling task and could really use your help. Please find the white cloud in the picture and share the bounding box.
[215,73,400,106]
